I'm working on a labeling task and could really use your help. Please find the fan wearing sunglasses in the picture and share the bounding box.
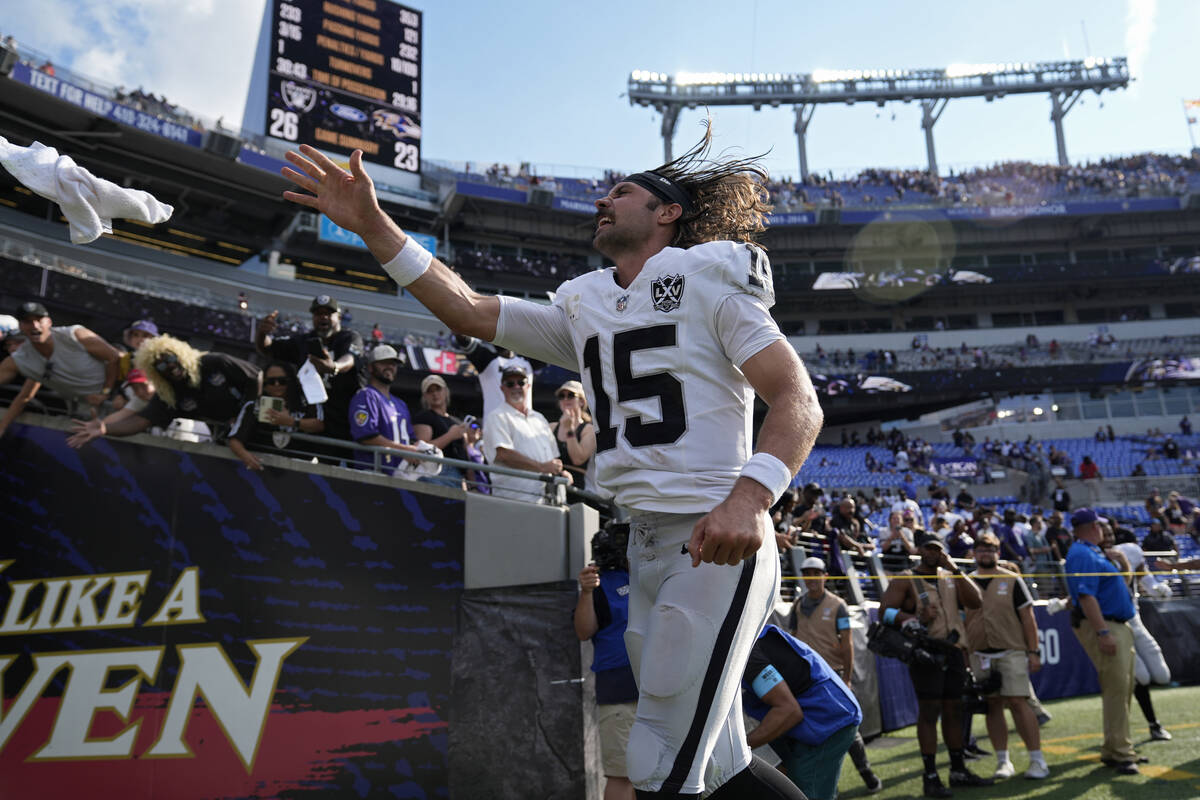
[227,361,325,471]
[482,365,571,502]
[554,379,596,490]
[68,334,260,445]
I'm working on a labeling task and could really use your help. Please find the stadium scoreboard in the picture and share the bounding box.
[266,0,421,172]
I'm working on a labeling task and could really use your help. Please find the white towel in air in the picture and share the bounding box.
[0,136,173,243]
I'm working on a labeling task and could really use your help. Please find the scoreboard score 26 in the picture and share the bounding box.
[265,0,422,173]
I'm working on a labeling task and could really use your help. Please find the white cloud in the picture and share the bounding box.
[23,0,267,129]
[1124,0,1157,90]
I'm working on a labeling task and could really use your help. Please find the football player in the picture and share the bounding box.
[281,128,823,799]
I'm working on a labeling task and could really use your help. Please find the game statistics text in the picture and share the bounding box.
[266,0,421,172]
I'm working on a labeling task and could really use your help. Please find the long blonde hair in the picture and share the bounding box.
[649,121,772,249]
[133,334,202,408]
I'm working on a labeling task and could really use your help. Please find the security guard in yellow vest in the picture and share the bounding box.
[965,533,1049,781]
[792,557,882,794]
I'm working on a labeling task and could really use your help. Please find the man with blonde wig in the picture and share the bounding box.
[68,334,259,443]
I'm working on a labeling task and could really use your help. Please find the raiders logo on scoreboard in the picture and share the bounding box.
[650,274,685,313]
[281,80,317,113]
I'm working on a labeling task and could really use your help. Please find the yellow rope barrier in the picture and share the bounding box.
[782,569,1200,582]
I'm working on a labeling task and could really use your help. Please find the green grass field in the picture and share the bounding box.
[836,685,1200,799]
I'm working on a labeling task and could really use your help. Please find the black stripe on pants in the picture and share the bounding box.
[660,553,759,795]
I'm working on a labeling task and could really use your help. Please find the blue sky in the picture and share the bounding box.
[2,0,1197,179]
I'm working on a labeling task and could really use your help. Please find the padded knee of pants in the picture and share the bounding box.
[639,603,712,699]
[626,720,670,788]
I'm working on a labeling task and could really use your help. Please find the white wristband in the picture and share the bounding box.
[379,235,433,287]
[739,452,793,504]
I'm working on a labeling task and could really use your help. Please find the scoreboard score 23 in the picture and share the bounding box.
[266,0,421,172]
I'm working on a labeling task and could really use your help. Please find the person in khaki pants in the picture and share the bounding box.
[1063,508,1141,775]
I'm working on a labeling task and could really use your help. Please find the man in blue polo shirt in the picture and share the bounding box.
[740,625,863,800]
[1064,507,1140,775]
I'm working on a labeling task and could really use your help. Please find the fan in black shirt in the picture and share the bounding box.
[255,295,365,440]
[67,335,261,442]
[227,361,325,470]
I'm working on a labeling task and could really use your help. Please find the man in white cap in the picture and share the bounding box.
[792,556,882,793]
[348,345,424,472]
[482,364,572,502]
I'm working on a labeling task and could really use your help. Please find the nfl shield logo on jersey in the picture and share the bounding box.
[650,274,685,312]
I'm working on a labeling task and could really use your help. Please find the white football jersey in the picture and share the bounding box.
[494,240,785,513]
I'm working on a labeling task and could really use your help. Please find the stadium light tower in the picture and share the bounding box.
[628,58,1130,179]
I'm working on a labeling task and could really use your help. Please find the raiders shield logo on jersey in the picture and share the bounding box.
[650,274,685,312]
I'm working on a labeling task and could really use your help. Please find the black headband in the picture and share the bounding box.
[623,171,693,214]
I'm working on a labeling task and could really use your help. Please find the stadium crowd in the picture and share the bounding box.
[770,152,1200,211]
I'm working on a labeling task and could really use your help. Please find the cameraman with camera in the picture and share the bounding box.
[575,524,637,800]
[964,533,1049,780]
[878,535,991,798]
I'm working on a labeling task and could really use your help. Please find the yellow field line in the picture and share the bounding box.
[1042,721,1200,745]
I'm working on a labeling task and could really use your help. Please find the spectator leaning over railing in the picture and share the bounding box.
[482,364,571,503]
[66,368,156,449]
[66,334,260,444]
[0,301,121,438]
[112,319,159,411]
[227,360,325,471]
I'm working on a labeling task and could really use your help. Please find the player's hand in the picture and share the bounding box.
[282,146,385,237]
[66,418,104,448]
[687,479,770,568]
[1098,631,1117,656]
[257,310,279,338]
[578,564,600,593]
[1027,652,1042,673]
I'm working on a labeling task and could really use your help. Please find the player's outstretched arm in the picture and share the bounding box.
[688,341,823,567]
[282,146,500,340]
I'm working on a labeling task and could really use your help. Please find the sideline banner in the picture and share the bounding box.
[0,423,463,798]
